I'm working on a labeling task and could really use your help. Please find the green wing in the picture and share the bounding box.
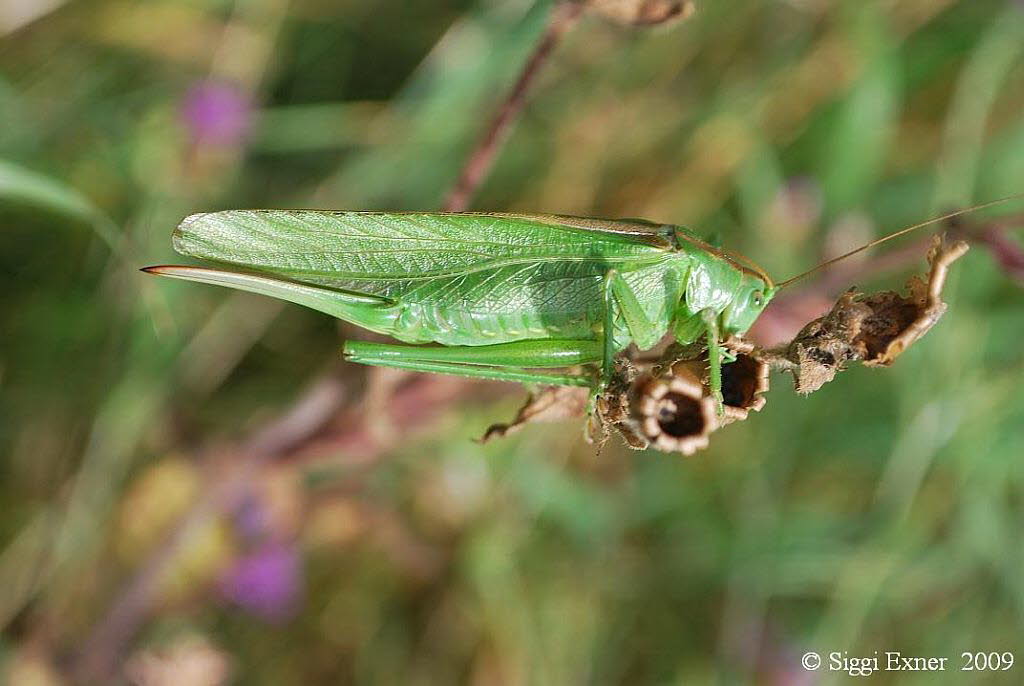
[162,211,685,346]
[172,210,673,293]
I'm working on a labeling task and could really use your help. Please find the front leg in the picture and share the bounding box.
[700,308,725,416]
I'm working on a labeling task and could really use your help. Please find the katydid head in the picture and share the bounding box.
[709,244,777,335]
[721,271,777,335]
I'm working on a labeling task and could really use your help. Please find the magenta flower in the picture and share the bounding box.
[221,542,302,623]
[180,81,253,146]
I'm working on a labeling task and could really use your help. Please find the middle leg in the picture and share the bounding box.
[700,308,725,415]
[599,269,668,387]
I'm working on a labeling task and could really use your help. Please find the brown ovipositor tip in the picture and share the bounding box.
[140,265,212,278]
[629,367,717,455]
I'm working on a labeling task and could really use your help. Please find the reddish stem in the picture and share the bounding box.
[443,1,586,212]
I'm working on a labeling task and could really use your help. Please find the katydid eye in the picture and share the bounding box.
[752,292,764,307]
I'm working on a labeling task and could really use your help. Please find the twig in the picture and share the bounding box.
[967,217,1024,283]
[443,1,587,212]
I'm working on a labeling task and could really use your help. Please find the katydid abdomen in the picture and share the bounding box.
[359,259,689,349]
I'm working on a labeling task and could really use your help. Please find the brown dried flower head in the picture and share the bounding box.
[718,351,770,423]
[628,361,717,455]
[782,289,871,394]
[858,237,968,366]
[773,235,969,392]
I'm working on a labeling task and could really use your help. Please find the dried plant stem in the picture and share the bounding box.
[963,215,1024,283]
[443,1,587,212]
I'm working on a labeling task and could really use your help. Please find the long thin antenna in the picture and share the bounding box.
[776,193,1024,288]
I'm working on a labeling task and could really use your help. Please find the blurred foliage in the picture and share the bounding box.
[2,0,1024,684]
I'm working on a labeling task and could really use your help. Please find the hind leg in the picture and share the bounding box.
[343,339,602,387]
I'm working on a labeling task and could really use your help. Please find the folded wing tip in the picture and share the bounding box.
[179,211,209,227]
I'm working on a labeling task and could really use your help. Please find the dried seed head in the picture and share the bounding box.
[768,235,969,392]
[856,291,929,364]
[782,290,871,393]
[858,237,968,367]
[659,347,769,425]
[630,365,716,455]
[718,352,769,423]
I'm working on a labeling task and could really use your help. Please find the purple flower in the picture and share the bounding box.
[221,542,302,623]
[181,81,253,146]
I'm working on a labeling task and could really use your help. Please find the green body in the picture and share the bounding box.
[148,211,777,405]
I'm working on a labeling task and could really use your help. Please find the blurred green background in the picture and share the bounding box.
[2,0,1024,683]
